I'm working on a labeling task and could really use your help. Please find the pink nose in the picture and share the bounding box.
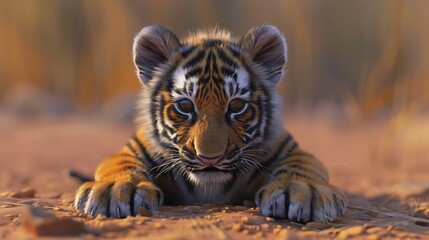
[198,154,224,166]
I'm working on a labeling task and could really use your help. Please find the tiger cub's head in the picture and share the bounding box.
[134,25,286,185]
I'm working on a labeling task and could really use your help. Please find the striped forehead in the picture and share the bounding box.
[171,66,251,100]
[171,45,251,100]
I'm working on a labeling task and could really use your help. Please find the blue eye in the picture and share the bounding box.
[177,99,194,113]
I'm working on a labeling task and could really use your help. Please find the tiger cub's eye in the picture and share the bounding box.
[228,99,245,112]
[177,99,194,113]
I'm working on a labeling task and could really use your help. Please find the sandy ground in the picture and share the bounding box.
[0,113,428,239]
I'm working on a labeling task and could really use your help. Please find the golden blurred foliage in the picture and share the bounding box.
[0,0,428,117]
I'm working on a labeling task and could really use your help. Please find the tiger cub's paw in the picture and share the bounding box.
[255,179,346,223]
[74,180,163,218]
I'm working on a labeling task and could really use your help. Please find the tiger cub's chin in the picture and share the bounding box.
[187,171,233,185]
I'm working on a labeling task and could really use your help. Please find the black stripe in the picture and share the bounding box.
[158,96,176,136]
[221,66,236,77]
[69,170,93,183]
[216,48,238,68]
[148,59,180,145]
[226,147,240,159]
[256,189,265,207]
[262,96,272,140]
[129,186,136,216]
[156,189,163,204]
[180,45,196,58]
[137,169,151,180]
[105,184,114,218]
[203,39,223,48]
[126,142,139,157]
[227,45,241,57]
[132,135,158,167]
[283,163,325,180]
[185,67,202,79]
[189,82,195,94]
[289,142,298,152]
[182,146,195,159]
[174,89,183,95]
[308,183,317,221]
[76,187,91,209]
[240,86,250,95]
[273,169,312,179]
[247,97,264,138]
[183,50,206,69]
[284,187,290,218]
[332,193,344,214]
[269,198,276,217]
[262,134,293,167]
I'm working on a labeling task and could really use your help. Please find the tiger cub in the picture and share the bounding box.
[74,25,346,223]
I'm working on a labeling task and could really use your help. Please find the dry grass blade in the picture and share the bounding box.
[0,201,28,206]
[349,205,429,224]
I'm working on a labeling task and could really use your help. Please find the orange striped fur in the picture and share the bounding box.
[74,25,346,222]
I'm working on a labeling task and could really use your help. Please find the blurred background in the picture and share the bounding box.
[0,0,428,190]
[1,0,428,119]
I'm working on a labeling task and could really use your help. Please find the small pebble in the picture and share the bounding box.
[261,223,270,230]
[135,219,147,225]
[11,188,36,198]
[94,214,106,220]
[265,217,275,222]
[183,206,200,213]
[232,205,248,211]
[0,192,12,197]
[243,200,256,208]
[154,223,164,229]
[305,221,331,230]
[21,206,85,236]
[240,216,249,224]
[231,223,243,232]
[337,226,364,240]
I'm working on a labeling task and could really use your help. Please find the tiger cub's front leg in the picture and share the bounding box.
[256,147,346,223]
[74,138,162,218]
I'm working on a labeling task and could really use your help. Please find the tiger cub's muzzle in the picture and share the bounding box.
[191,114,228,166]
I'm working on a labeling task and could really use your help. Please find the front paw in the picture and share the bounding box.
[74,180,163,218]
[256,179,346,223]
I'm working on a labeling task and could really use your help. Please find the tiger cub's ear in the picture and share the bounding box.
[133,25,181,85]
[239,25,287,85]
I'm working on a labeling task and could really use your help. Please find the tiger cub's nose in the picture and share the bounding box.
[197,153,224,166]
